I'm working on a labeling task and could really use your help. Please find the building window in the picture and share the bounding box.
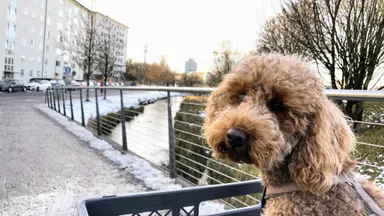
[31,26,35,34]
[40,1,45,9]
[7,7,17,23]
[56,61,61,66]
[38,44,42,50]
[4,57,14,71]
[37,71,41,77]
[71,63,75,69]
[32,12,36,19]
[24,8,28,16]
[29,70,33,77]
[20,69,24,76]
[46,45,49,52]
[6,23,16,39]
[39,29,43,36]
[47,31,50,39]
[48,4,51,11]
[21,56,25,61]
[59,10,63,18]
[59,0,64,4]
[23,25,27,32]
[34,0,37,4]
[45,59,48,64]
[30,40,34,48]
[58,22,63,31]
[8,0,17,6]
[47,17,50,25]
[40,15,44,22]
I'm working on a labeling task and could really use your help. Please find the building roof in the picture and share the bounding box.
[94,11,129,29]
[72,0,129,28]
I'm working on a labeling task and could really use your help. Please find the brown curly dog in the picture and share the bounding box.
[203,54,384,215]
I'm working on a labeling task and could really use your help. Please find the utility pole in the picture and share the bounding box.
[144,43,148,64]
[91,0,95,10]
[143,43,148,85]
[41,0,48,78]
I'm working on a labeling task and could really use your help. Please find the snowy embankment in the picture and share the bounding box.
[59,91,184,125]
[36,103,226,215]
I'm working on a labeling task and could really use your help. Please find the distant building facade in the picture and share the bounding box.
[1,0,128,82]
[185,58,197,72]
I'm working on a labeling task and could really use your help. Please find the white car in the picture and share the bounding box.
[26,80,52,91]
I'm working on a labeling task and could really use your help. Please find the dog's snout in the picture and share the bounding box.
[226,128,248,147]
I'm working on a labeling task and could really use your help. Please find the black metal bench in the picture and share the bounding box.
[77,180,264,216]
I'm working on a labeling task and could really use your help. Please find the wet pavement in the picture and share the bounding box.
[0,91,146,215]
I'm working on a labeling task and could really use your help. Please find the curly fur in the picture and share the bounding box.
[203,54,384,215]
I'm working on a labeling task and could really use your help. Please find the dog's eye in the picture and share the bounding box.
[270,98,284,112]
[238,92,246,101]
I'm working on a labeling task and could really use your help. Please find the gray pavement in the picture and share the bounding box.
[0,91,146,215]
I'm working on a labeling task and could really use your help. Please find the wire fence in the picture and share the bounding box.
[45,87,384,209]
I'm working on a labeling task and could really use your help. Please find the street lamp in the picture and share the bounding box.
[41,0,48,78]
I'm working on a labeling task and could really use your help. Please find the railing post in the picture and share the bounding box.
[167,91,176,179]
[120,89,128,151]
[69,90,74,121]
[53,88,56,111]
[62,88,66,117]
[46,89,50,108]
[79,89,85,127]
[57,88,61,114]
[95,89,101,136]
[49,89,53,109]
[45,89,48,105]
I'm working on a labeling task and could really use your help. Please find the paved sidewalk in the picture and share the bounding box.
[0,94,145,215]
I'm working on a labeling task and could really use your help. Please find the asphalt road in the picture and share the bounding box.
[0,91,146,215]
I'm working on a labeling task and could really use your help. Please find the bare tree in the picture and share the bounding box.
[255,12,308,57]
[146,57,174,86]
[58,12,99,101]
[258,0,384,125]
[96,21,117,99]
[179,73,203,87]
[125,60,148,83]
[206,40,240,87]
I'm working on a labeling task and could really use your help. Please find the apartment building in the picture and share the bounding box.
[1,0,128,82]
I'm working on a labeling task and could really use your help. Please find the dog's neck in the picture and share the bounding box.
[260,157,292,187]
[260,155,357,187]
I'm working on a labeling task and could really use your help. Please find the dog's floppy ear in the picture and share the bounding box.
[289,98,355,195]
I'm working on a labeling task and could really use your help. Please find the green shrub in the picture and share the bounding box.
[174,96,208,185]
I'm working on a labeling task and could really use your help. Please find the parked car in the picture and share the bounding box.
[0,79,27,92]
[26,80,51,91]
[50,79,66,88]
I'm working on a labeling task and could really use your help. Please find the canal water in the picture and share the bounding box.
[109,96,184,166]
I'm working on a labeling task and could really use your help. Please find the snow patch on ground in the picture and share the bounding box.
[57,91,184,126]
[36,104,226,215]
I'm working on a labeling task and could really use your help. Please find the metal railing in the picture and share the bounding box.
[45,86,384,210]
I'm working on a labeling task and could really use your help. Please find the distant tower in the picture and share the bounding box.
[90,0,95,10]
[185,58,197,72]
[144,43,148,64]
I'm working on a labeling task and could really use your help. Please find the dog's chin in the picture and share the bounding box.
[214,138,289,171]
[216,142,257,165]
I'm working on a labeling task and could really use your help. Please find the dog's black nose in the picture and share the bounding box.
[226,128,248,147]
